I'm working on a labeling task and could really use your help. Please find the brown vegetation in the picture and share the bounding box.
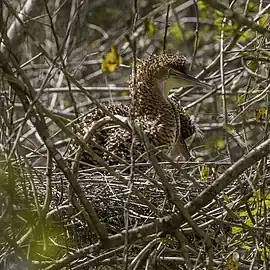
[0,0,269,269]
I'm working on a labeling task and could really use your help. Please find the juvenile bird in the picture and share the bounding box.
[68,53,210,167]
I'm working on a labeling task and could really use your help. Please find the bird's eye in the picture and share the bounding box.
[168,68,179,78]
[168,68,174,76]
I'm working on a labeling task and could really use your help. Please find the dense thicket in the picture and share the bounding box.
[0,1,269,269]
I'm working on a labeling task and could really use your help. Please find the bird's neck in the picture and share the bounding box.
[148,78,166,101]
[130,68,170,117]
[134,74,169,103]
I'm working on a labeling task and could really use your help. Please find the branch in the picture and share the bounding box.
[203,0,270,38]
[0,50,108,242]
[1,0,44,54]
[44,136,270,269]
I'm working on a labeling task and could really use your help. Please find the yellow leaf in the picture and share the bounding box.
[144,18,157,37]
[200,165,210,180]
[255,107,267,122]
[101,45,123,73]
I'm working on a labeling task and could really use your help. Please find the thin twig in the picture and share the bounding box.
[190,0,199,69]
[163,4,170,52]
[44,136,270,269]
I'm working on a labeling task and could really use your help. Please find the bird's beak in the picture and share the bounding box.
[165,71,211,94]
[177,72,211,88]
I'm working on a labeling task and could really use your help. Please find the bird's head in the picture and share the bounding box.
[142,53,210,98]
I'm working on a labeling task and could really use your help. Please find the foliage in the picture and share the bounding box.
[101,45,123,73]
[0,0,269,269]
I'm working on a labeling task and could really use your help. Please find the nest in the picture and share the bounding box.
[2,162,265,270]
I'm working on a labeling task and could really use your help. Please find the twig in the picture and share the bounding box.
[44,135,270,269]
[123,0,139,267]
[202,0,270,38]
[220,2,234,162]
[163,4,170,52]
[190,0,199,69]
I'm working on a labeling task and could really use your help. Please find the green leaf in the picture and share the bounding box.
[169,23,183,41]
[144,18,157,37]
[242,241,252,250]
[237,94,244,105]
[259,246,270,261]
[248,60,258,71]
[121,91,128,97]
[265,193,270,207]
[255,107,267,122]
[197,0,207,11]
[246,217,254,227]
[222,191,230,203]
[238,30,255,43]
[226,252,239,270]
[232,226,243,234]
[224,124,233,134]
[215,139,225,151]
[259,14,270,27]
[197,1,208,19]
[200,165,210,180]
[247,2,259,13]
[237,210,249,217]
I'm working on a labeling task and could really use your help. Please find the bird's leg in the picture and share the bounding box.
[169,135,194,161]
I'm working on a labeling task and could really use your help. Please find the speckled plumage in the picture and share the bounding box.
[68,53,198,166]
[130,54,187,148]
